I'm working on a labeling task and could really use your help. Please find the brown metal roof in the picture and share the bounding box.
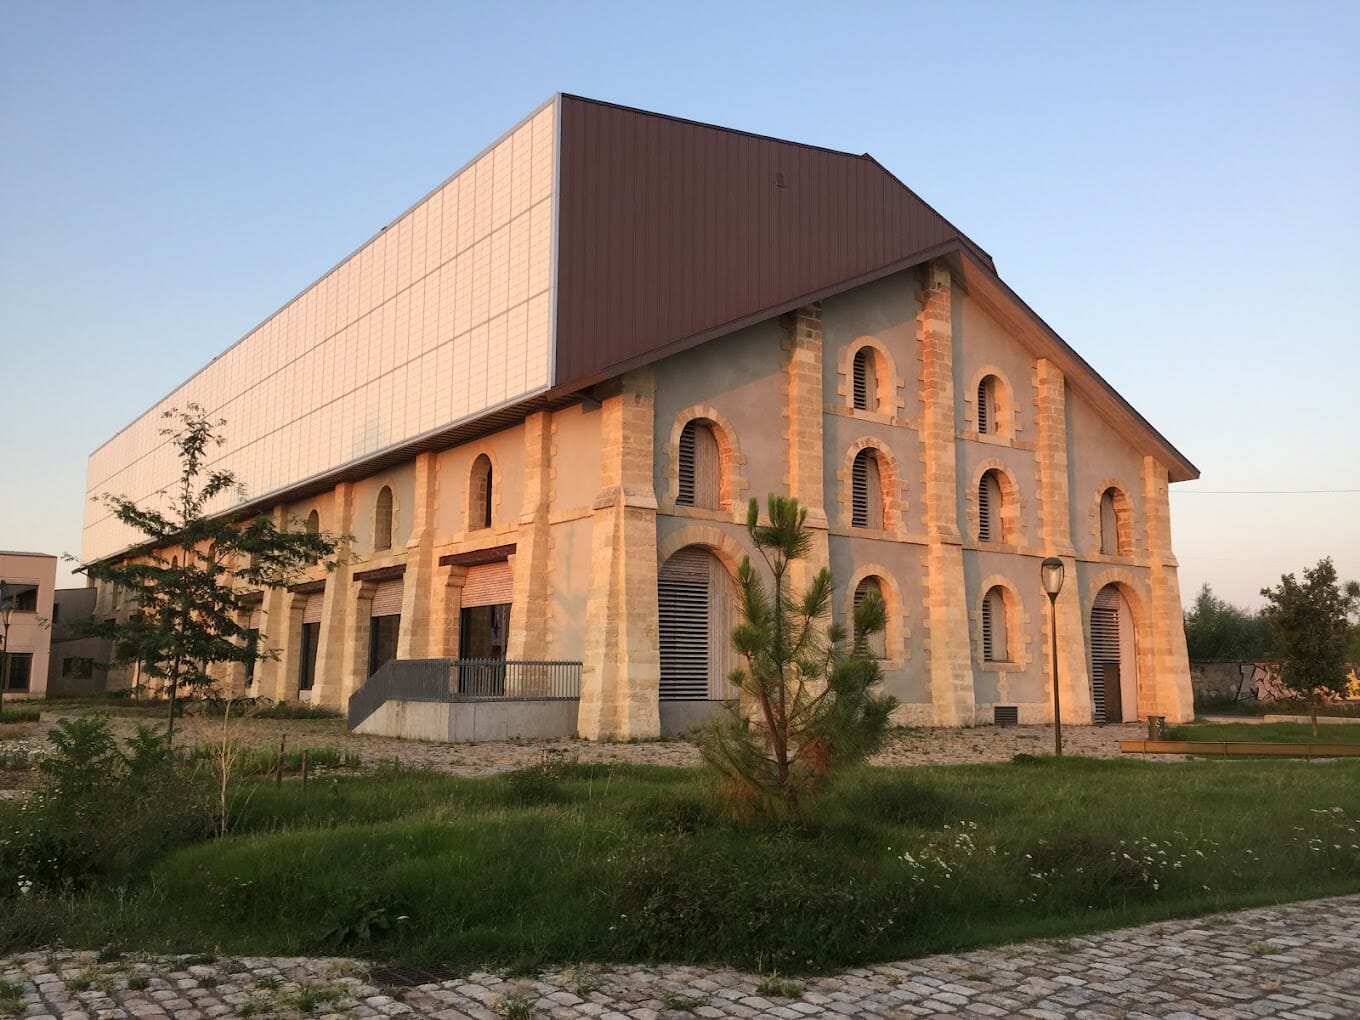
[553,95,993,391]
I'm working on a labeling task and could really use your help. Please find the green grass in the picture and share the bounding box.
[0,706,42,724]
[1,758,1358,973]
[0,980,24,1017]
[1169,722,1360,744]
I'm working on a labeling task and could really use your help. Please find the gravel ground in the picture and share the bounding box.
[1,708,1157,789]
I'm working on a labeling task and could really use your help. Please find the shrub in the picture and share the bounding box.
[0,706,41,724]
[0,717,212,895]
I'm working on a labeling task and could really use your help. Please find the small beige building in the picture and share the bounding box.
[1,551,58,699]
[82,95,1197,737]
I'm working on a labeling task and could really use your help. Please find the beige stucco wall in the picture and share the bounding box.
[84,100,558,565]
[0,552,57,699]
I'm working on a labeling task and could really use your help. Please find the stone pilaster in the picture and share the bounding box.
[311,482,356,710]
[782,304,830,586]
[1142,456,1195,722]
[578,369,662,740]
[1033,358,1093,723]
[397,453,438,659]
[917,263,975,725]
[255,505,292,701]
[507,411,554,662]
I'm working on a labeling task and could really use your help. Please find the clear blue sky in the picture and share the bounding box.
[2,1,1356,608]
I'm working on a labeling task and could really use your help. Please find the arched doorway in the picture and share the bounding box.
[658,545,738,712]
[1090,584,1139,723]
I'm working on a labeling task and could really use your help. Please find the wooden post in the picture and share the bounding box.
[276,735,286,787]
[301,748,309,793]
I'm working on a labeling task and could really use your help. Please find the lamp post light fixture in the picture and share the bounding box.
[1040,557,1065,758]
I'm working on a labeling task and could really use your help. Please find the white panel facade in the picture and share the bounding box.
[83,100,557,563]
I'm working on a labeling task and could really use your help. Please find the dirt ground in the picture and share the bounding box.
[0,705,1155,796]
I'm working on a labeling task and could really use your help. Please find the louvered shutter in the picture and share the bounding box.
[370,579,403,617]
[853,578,887,659]
[677,423,696,505]
[693,424,720,508]
[981,592,994,661]
[1100,492,1119,555]
[1090,587,1122,723]
[659,548,712,700]
[977,378,991,434]
[978,475,991,541]
[852,453,869,527]
[302,592,324,624]
[462,561,514,607]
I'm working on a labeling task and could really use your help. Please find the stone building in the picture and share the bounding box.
[81,95,1197,736]
[0,551,57,699]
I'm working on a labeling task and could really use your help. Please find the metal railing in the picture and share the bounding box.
[347,658,582,731]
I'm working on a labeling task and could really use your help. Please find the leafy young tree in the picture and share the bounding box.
[1259,558,1359,735]
[696,495,898,821]
[80,405,342,743]
[1182,583,1275,661]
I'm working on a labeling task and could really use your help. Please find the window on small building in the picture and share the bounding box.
[853,576,888,659]
[851,448,884,529]
[982,586,1009,663]
[306,509,320,534]
[3,652,33,691]
[374,486,394,551]
[978,470,1003,543]
[470,455,494,530]
[7,584,39,612]
[677,420,721,509]
[852,348,879,412]
[977,375,998,435]
[1100,488,1128,556]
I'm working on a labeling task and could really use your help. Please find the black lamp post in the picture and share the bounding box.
[1040,557,1065,758]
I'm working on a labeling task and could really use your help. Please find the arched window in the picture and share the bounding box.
[1090,584,1138,723]
[470,455,493,530]
[977,375,998,435]
[853,576,887,659]
[852,348,879,412]
[1100,487,1129,556]
[677,420,721,509]
[657,546,737,701]
[978,469,1003,542]
[982,585,1009,663]
[305,509,320,534]
[851,448,884,529]
[374,486,394,551]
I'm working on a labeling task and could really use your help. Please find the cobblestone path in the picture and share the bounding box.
[2,895,1356,1019]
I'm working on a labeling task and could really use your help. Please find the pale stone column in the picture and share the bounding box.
[273,593,308,702]
[917,263,977,726]
[1142,456,1195,722]
[1034,358,1094,723]
[507,411,554,662]
[782,304,830,587]
[438,566,468,658]
[255,505,292,700]
[397,453,438,659]
[311,482,356,710]
[578,370,662,740]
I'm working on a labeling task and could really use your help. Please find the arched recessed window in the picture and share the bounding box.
[982,585,1010,663]
[171,556,179,569]
[853,576,888,659]
[305,509,320,534]
[374,486,394,551]
[978,469,1003,542]
[1100,487,1129,556]
[977,375,998,435]
[470,455,493,530]
[851,448,884,529]
[677,420,721,509]
[852,348,879,412]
